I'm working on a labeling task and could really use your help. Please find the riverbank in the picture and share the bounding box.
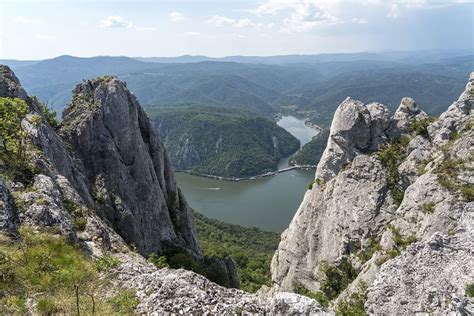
[180,164,316,182]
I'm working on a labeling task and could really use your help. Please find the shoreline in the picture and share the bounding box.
[179,164,316,182]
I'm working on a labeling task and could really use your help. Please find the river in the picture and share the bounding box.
[176,115,320,232]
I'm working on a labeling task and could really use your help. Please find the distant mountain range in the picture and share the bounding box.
[1,50,472,125]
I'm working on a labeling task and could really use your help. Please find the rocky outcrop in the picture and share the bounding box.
[59,77,201,257]
[272,72,474,314]
[111,252,328,315]
[0,66,28,100]
[366,205,474,314]
[0,178,19,234]
[314,97,403,182]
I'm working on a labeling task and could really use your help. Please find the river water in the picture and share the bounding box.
[176,115,319,232]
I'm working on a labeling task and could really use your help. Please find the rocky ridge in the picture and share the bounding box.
[271,72,474,314]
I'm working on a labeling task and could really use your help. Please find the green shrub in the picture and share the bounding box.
[147,253,169,269]
[320,258,358,300]
[63,199,88,232]
[409,117,436,138]
[73,217,87,231]
[335,281,368,316]
[436,158,465,192]
[466,283,474,297]
[462,121,473,132]
[162,243,230,288]
[377,143,405,207]
[108,289,139,314]
[0,295,26,314]
[399,135,411,147]
[356,238,382,263]
[95,252,120,272]
[308,181,315,190]
[386,248,400,258]
[295,285,330,308]
[31,96,59,129]
[420,202,436,214]
[0,97,38,183]
[389,225,417,254]
[460,185,474,202]
[37,298,58,314]
[416,159,432,175]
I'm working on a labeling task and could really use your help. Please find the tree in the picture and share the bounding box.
[0,97,36,181]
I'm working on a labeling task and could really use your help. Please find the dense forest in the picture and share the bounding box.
[193,211,280,293]
[150,105,300,177]
[290,129,330,166]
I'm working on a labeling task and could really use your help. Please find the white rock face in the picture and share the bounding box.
[272,72,474,314]
[392,97,427,133]
[111,253,329,315]
[366,204,474,315]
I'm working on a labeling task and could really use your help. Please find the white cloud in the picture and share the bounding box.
[184,31,201,37]
[100,16,133,28]
[352,17,368,24]
[230,33,246,39]
[387,3,400,18]
[134,26,156,32]
[13,16,39,24]
[267,22,276,28]
[206,15,236,26]
[281,2,339,33]
[250,0,470,29]
[169,11,185,22]
[234,18,255,28]
[35,34,55,40]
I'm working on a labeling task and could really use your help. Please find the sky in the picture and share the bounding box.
[0,0,473,60]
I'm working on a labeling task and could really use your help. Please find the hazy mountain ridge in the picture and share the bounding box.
[3,52,471,125]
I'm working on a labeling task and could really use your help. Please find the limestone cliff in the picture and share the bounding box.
[59,77,200,256]
[271,72,474,314]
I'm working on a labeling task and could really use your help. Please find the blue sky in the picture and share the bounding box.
[1,0,473,59]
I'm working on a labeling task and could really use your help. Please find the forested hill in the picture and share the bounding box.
[149,105,300,177]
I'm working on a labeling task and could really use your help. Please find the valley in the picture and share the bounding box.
[176,115,320,232]
[150,106,301,178]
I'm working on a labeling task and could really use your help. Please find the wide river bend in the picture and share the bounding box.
[176,115,320,232]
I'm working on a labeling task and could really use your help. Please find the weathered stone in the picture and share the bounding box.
[60,77,201,258]
[392,97,427,134]
[0,178,19,234]
[0,65,28,100]
[271,73,474,315]
[272,154,391,291]
[316,98,371,182]
[366,204,474,315]
[111,252,329,315]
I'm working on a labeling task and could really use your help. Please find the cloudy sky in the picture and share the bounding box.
[1,0,473,59]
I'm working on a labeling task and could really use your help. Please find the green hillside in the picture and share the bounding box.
[149,105,300,177]
[193,211,280,293]
[290,129,330,166]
